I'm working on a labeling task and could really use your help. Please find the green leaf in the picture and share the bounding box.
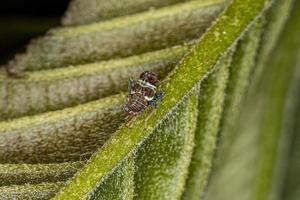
[6,0,227,74]
[0,43,190,120]
[0,94,125,163]
[255,1,300,198]
[204,0,298,199]
[0,162,84,186]
[88,156,135,200]
[0,183,64,200]
[182,18,263,200]
[282,59,300,200]
[133,84,200,199]
[53,0,271,199]
[1,0,297,199]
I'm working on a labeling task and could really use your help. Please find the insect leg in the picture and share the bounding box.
[145,92,164,127]
[149,92,165,107]
[156,92,165,101]
[144,109,156,128]
[128,77,134,95]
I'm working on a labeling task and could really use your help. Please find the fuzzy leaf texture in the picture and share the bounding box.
[0,0,299,199]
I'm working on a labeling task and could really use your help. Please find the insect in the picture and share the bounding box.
[124,71,164,118]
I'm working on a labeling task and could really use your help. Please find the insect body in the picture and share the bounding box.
[124,71,164,117]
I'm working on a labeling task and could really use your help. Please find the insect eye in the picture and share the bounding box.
[149,77,154,83]
[149,75,157,85]
[139,71,157,84]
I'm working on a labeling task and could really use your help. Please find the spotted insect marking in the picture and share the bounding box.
[124,71,165,118]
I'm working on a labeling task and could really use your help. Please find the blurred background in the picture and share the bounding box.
[0,0,69,65]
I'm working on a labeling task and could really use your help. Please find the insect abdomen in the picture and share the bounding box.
[124,94,148,115]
